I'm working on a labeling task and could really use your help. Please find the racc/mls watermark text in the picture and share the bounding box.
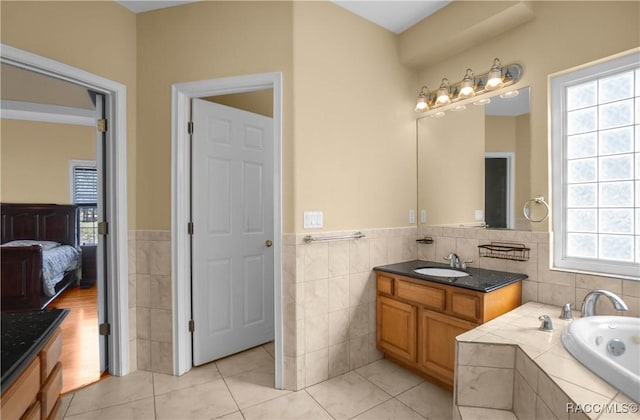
[567,402,639,415]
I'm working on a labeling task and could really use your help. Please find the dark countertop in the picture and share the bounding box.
[1,308,69,393]
[374,260,527,292]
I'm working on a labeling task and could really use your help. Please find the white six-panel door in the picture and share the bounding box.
[191,98,274,365]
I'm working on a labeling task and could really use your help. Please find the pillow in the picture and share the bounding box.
[1,240,61,251]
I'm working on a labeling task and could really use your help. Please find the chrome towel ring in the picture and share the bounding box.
[523,196,550,223]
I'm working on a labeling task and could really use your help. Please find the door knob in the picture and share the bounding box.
[265,240,273,248]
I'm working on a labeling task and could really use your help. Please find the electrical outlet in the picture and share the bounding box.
[409,210,416,224]
[475,209,484,221]
[420,210,427,224]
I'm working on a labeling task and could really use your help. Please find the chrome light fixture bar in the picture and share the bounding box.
[415,58,523,116]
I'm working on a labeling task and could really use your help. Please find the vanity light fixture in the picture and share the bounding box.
[415,85,430,113]
[435,78,451,106]
[473,98,492,106]
[414,57,522,116]
[500,89,520,99]
[458,69,476,98]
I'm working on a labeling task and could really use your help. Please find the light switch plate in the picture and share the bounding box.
[409,210,416,224]
[420,210,427,224]
[304,211,323,229]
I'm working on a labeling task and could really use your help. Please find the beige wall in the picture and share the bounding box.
[292,1,416,231]
[0,0,138,227]
[485,116,516,152]
[514,113,530,220]
[485,115,532,229]
[136,1,294,231]
[204,90,274,118]
[413,1,640,231]
[1,119,95,203]
[417,106,485,226]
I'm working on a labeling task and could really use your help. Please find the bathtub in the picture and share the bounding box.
[562,316,640,403]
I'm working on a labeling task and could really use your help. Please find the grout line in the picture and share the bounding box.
[151,372,158,419]
[304,388,337,420]
[61,393,75,420]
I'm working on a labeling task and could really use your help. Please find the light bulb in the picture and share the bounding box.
[486,58,504,91]
[500,89,520,99]
[458,69,475,99]
[435,78,450,106]
[473,98,491,106]
[414,86,429,113]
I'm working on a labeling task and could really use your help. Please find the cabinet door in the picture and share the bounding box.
[376,295,417,363]
[419,309,476,385]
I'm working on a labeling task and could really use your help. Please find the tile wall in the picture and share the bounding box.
[128,231,137,371]
[418,227,640,317]
[129,225,638,384]
[282,227,418,390]
[135,230,173,375]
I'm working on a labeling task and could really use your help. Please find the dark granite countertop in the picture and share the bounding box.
[374,260,527,293]
[1,308,69,393]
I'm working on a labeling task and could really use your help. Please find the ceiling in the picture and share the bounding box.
[114,0,452,34]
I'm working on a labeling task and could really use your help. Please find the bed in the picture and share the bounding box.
[1,203,80,311]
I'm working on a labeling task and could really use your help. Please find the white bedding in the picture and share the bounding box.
[42,245,80,297]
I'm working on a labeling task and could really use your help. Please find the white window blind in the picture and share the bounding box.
[550,50,640,279]
[73,166,98,204]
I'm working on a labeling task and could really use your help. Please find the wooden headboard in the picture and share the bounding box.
[1,203,78,246]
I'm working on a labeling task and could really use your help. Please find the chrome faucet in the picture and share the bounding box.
[444,253,461,269]
[444,252,472,270]
[538,315,554,332]
[581,289,628,317]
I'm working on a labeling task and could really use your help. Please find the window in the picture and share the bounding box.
[550,51,640,279]
[71,161,98,245]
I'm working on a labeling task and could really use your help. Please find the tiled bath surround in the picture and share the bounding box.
[282,227,418,390]
[418,227,640,318]
[454,302,638,420]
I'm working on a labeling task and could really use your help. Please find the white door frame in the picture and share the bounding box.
[1,43,130,376]
[485,152,515,229]
[171,73,283,387]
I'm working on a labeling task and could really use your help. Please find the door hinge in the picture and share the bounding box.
[99,323,111,336]
[188,222,194,235]
[188,319,195,332]
[188,121,194,135]
[98,221,108,235]
[97,118,108,133]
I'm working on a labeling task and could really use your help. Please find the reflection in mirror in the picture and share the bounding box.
[417,86,531,229]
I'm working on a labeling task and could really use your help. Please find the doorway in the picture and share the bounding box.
[0,43,130,377]
[484,152,515,229]
[172,73,283,387]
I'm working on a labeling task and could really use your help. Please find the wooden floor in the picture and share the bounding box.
[51,284,101,394]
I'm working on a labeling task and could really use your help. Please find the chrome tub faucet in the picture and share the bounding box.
[581,289,628,317]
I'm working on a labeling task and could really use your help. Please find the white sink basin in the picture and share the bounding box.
[561,316,640,403]
[413,267,470,277]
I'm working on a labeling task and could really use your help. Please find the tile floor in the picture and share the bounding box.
[60,343,454,419]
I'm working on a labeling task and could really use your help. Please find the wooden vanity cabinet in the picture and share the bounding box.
[375,271,521,390]
[376,295,417,364]
[1,328,63,420]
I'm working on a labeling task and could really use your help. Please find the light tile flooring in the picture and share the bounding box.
[60,343,454,420]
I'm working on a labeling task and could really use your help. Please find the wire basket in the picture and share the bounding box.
[478,242,530,262]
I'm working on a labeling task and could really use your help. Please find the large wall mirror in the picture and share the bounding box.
[417,86,531,229]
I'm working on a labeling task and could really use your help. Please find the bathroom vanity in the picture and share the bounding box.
[1,309,68,420]
[374,260,525,390]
